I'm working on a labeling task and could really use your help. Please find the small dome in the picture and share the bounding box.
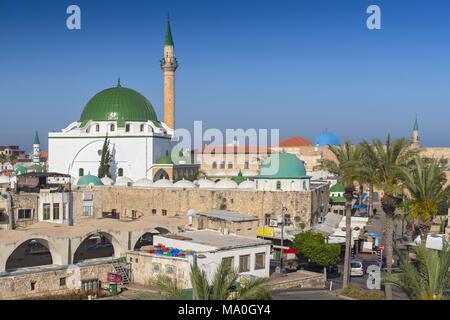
[330,182,345,193]
[15,166,27,176]
[115,176,133,186]
[197,178,216,189]
[215,178,238,189]
[152,178,173,188]
[28,164,43,173]
[314,131,339,147]
[101,177,114,186]
[173,179,195,188]
[77,174,104,186]
[134,178,153,187]
[238,179,256,190]
[257,153,308,179]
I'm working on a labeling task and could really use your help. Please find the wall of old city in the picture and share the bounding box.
[0,262,113,299]
[71,185,330,228]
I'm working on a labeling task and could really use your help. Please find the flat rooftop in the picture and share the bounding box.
[194,210,259,222]
[161,230,271,251]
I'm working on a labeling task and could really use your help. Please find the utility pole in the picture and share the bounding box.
[280,203,287,275]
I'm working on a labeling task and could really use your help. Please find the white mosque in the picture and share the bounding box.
[48,19,197,183]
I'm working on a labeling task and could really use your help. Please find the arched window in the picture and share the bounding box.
[303,180,307,190]
[125,124,131,132]
[110,124,115,132]
[212,162,217,169]
[140,124,145,132]
[276,181,281,190]
[118,168,123,177]
[79,168,84,177]
[95,124,100,132]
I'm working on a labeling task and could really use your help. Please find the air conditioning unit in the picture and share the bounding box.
[269,219,278,227]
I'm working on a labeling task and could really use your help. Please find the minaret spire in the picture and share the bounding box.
[161,16,178,129]
[33,131,40,164]
[412,115,419,146]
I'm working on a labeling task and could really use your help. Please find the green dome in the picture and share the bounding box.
[80,83,158,127]
[77,174,104,186]
[156,155,174,165]
[257,153,308,179]
[330,182,345,193]
[15,166,27,175]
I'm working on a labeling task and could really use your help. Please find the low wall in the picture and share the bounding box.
[0,262,113,300]
[270,270,326,291]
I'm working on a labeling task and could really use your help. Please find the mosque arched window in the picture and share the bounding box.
[125,124,131,132]
[118,168,123,177]
[95,124,100,132]
[212,162,217,169]
[79,168,84,177]
[110,124,115,132]
[140,124,145,132]
[276,181,281,190]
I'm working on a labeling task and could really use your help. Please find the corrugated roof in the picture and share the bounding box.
[196,210,258,222]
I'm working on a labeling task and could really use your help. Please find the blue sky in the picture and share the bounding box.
[1,0,450,151]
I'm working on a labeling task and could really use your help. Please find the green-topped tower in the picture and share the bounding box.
[412,115,419,146]
[160,17,178,129]
[32,131,40,164]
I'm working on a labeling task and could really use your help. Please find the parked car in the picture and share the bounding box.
[350,259,365,277]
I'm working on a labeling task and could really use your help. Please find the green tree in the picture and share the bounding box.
[399,157,450,243]
[0,153,7,170]
[293,231,341,279]
[385,244,450,300]
[8,154,18,167]
[98,136,112,178]
[315,141,360,288]
[158,260,271,300]
[360,135,418,299]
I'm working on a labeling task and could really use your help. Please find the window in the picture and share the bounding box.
[244,161,249,169]
[125,124,131,132]
[43,204,50,220]
[227,162,233,169]
[79,168,84,177]
[53,203,60,220]
[212,161,217,169]
[110,124,115,132]
[95,124,100,132]
[239,255,250,272]
[63,203,67,220]
[222,257,234,269]
[165,265,175,274]
[152,209,157,215]
[152,263,161,273]
[140,124,145,132]
[118,168,123,177]
[135,258,139,263]
[18,209,32,220]
[162,209,167,216]
[130,257,133,262]
[255,252,266,270]
[264,214,271,226]
[220,162,225,169]
[276,181,281,190]
[60,277,66,287]
[83,205,93,217]
[30,281,36,291]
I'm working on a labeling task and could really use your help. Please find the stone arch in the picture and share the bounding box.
[153,169,170,181]
[2,234,64,272]
[72,231,121,263]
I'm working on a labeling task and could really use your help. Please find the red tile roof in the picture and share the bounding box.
[277,136,312,147]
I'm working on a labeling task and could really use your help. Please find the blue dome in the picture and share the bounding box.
[314,132,339,147]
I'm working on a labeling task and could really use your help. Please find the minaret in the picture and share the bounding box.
[412,116,419,146]
[33,131,40,164]
[160,17,178,129]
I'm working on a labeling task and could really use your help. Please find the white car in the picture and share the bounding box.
[350,260,365,277]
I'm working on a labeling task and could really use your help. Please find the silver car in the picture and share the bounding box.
[350,259,365,277]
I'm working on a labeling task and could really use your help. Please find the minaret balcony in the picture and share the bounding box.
[160,58,179,71]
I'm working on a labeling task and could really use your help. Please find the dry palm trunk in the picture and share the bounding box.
[342,190,353,289]
[381,194,397,301]
[368,183,374,218]
[406,220,414,243]
[419,218,432,244]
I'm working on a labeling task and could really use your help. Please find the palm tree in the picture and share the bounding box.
[399,157,450,243]
[316,141,361,288]
[8,154,18,167]
[190,261,271,300]
[385,244,450,300]
[156,261,271,300]
[360,135,418,299]
[0,153,7,171]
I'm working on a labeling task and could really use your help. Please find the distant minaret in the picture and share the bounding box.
[33,131,40,164]
[160,17,178,129]
[412,116,419,146]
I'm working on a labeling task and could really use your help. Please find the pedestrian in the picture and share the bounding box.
[373,208,377,216]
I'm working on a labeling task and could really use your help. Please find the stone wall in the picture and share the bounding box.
[270,270,326,290]
[11,193,39,229]
[0,262,113,300]
[72,185,329,228]
[192,216,259,237]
